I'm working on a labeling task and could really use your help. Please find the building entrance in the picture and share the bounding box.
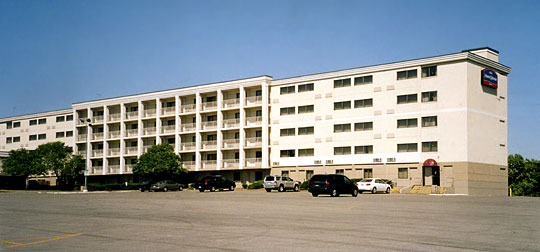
[423,166,440,186]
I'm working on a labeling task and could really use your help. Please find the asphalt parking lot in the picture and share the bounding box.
[1,190,539,251]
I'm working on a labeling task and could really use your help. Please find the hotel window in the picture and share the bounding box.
[280,149,295,158]
[422,141,438,152]
[334,123,351,133]
[6,137,12,144]
[56,116,65,122]
[38,118,46,125]
[207,134,217,141]
[355,145,373,154]
[336,169,344,175]
[66,131,73,137]
[207,115,217,121]
[298,105,314,114]
[354,122,373,131]
[66,115,73,121]
[298,126,314,135]
[205,96,217,102]
[306,170,314,180]
[397,69,417,80]
[334,78,351,88]
[255,90,262,96]
[354,98,373,108]
[334,101,351,110]
[397,118,418,128]
[281,170,289,177]
[38,134,46,140]
[334,146,351,155]
[56,132,65,138]
[280,128,295,136]
[422,91,438,102]
[422,66,437,77]
[280,107,295,115]
[422,116,438,127]
[30,119,37,126]
[397,94,418,104]
[29,135,37,141]
[13,136,20,142]
[280,86,295,94]
[397,143,418,152]
[6,122,12,129]
[298,148,314,157]
[398,168,409,179]
[298,83,314,92]
[364,169,373,178]
[354,75,373,85]
[13,122,20,128]
[93,110,104,117]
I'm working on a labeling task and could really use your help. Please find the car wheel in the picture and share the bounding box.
[278,185,285,192]
[199,189,204,192]
[294,185,299,192]
[163,187,168,192]
[352,189,358,197]
[371,187,377,194]
[331,189,339,197]
[265,188,271,192]
[229,185,234,191]
[312,193,319,197]
[210,186,216,192]
[386,187,391,194]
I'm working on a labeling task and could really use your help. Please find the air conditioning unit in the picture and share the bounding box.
[314,160,322,164]
[373,158,382,162]
[326,160,333,164]
[387,157,396,162]
[272,162,279,166]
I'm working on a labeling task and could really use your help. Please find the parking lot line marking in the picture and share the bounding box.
[346,203,362,210]
[1,233,81,248]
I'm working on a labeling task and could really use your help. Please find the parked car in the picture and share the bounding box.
[357,178,392,194]
[150,180,183,192]
[308,174,358,197]
[138,180,154,192]
[196,176,236,192]
[263,175,299,192]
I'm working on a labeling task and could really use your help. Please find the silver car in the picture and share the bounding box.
[264,176,299,192]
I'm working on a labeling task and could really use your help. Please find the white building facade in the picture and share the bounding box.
[0,48,510,195]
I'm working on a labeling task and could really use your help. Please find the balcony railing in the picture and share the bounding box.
[92,149,103,157]
[125,146,138,155]
[245,158,262,168]
[223,98,240,108]
[90,167,103,175]
[179,142,196,151]
[92,132,104,140]
[222,139,239,149]
[223,118,240,128]
[142,145,153,153]
[161,125,175,134]
[77,150,87,156]
[246,96,262,105]
[124,165,133,173]
[143,127,156,135]
[77,134,87,141]
[245,137,262,147]
[180,123,196,132]
[108,131,120,139]
[126,111,138,119]
[201,101,217,111]
[108,165,120,174]
[126,128,138,137]
[108,148,120,156]
[201,121,217,130]
[143,109,156,117]
[201,140,217,150]
[93,115,104,123]
[108,114,121,122]
[182,161,196,170]
[181,104,196,113]
[201,160,217,169]
[223,159,239,168]
[161,106,175,115]
[246,116,263,126]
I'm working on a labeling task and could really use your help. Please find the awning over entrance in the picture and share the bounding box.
[423,159,438,167]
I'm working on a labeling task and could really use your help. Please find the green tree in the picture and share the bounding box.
[35,142,83,189]
[508,154,540,196]
[60,154,85,190]
[2,148,45,188]
[133,143,186,181]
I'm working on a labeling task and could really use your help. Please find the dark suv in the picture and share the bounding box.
[308,174,358,197]
[196,176,236,192]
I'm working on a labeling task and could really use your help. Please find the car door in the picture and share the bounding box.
[343,176,354,193]
[375,179,384,191]
[285,177,293,189]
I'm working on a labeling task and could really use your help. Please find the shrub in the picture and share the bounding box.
[247,180,263,189]
[300,181,309,190]
[242,183,248,189]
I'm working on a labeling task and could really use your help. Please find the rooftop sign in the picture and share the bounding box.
[481,68,498,88]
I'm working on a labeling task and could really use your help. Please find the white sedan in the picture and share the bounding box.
[357,178,392,194]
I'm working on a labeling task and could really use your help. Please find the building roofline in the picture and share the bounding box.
[0,108,73,123]
[461,47,499,54]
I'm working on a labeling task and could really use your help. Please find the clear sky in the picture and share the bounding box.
[0,0,539,158]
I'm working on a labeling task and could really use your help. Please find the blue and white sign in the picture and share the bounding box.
[481,68,498,88]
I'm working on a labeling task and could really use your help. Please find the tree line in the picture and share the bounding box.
[508,154,540,196]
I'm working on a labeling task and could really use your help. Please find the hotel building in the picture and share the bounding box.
[0,47,510,195]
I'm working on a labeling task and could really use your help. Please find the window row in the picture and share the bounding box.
[334,75,373,88]
[397,66,437,80]
[334,98,373,110]
[397,91,437,104]
[280,104,314,115]
[279,142,437,157]
[280,127,314,136]
[280,83,314,94]
[4,115,74,129]
[398,116,437,128]
[56,131,74,138]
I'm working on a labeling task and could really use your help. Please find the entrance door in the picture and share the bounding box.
[432,167,440,186]
[423,166,440,186]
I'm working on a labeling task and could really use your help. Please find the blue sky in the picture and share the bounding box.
[0,0,539,158]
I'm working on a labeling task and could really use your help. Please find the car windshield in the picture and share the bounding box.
[360,179,373,182]
[264,176,274,181]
